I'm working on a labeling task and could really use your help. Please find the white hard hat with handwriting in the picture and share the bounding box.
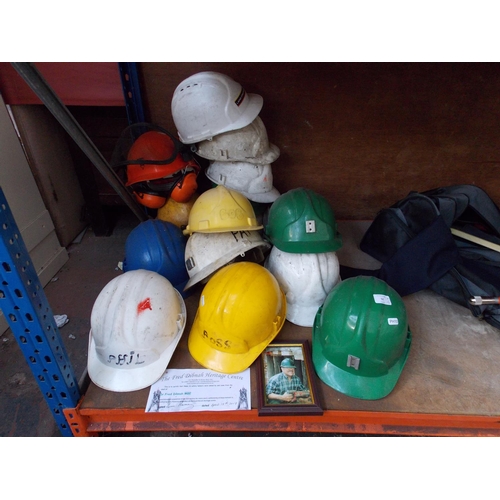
[87,270,186,392]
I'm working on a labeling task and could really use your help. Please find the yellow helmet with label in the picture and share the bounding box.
[182,185,263,235]
[188,262,286,373]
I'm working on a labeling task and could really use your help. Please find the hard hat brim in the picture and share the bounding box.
[196,141,280,165]
[241,186,280,204]
[179,93,264,144]
[183,224,264,236]
[251,142,280,165]
[87,328,182,392]
[286,301,324,328]
[312,328,412,400]
[184,240,271,292]
[220,93,264,137]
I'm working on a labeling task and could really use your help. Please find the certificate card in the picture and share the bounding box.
[145,368,251,412]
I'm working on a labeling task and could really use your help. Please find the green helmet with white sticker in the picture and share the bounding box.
[264,188,342,253]
[312,276,411,400]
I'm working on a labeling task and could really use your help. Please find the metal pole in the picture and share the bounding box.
[11,62,148,223]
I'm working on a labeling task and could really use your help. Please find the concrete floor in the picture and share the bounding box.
[0,206,139,436]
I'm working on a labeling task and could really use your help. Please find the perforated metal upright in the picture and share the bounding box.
[118,62,145,125]
[0,187,80,436]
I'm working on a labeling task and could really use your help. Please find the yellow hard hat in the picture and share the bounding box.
[156,193,199,228]
[182,185,263,235]
[188,262,286,373]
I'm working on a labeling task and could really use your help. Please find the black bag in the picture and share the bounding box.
[341,185,500,330]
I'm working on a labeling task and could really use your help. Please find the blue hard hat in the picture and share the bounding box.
[123,219,190,296]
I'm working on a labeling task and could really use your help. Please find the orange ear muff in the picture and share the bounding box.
[133,191,167,209]
[171,172,198,203]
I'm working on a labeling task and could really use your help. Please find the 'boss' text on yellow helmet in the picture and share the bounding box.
[188,262,286,373]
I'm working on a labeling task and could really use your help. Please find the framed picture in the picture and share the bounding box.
[257,340,323,416]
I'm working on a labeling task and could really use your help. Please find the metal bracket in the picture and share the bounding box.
[63,404,98,437]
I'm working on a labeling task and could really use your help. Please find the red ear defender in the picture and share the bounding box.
[122,128,201,206]
[133,191,167,209]
[170,172,198,203]
[125,130,200,187]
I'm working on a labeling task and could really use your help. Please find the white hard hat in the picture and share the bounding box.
[184,230,271,291]
[171,71,263,144]
[265,246,341,327]
[87,270,186,392]
[205,161,280,203]
[195,116,280,165]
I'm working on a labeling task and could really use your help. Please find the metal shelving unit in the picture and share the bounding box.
[0,62,148,436]
[3,62,500,438]
[0,188,80,436]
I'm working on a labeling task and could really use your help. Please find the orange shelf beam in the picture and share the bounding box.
[64,401,500,437]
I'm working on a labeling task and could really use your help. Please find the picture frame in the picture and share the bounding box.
[257,340,323,416]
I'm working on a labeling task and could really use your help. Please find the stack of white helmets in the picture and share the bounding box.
[171,71,275,291]
[198,116,280,206]
[171,71,281,214]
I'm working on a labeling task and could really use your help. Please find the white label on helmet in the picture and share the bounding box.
[388,318,399,326]
[306,220,316,233]
[373,294,392,305]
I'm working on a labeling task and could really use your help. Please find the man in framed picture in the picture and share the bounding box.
[266,357,311,404]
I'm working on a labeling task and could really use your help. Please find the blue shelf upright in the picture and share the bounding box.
[0,187,80,436]
[118,62,146,125]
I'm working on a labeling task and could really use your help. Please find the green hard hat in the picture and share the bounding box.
[312,276,411,400]
[280,357,296,368]
[264,188,342,253]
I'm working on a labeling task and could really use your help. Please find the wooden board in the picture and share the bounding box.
[9,105,88,247]
[137,62,500,220]
[80,221,500,425]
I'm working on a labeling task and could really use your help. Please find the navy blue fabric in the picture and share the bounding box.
[341,216,461,296]
[340,184,500,330]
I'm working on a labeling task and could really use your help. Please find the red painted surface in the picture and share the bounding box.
[0,62,125,106]
[137,298,152,314]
